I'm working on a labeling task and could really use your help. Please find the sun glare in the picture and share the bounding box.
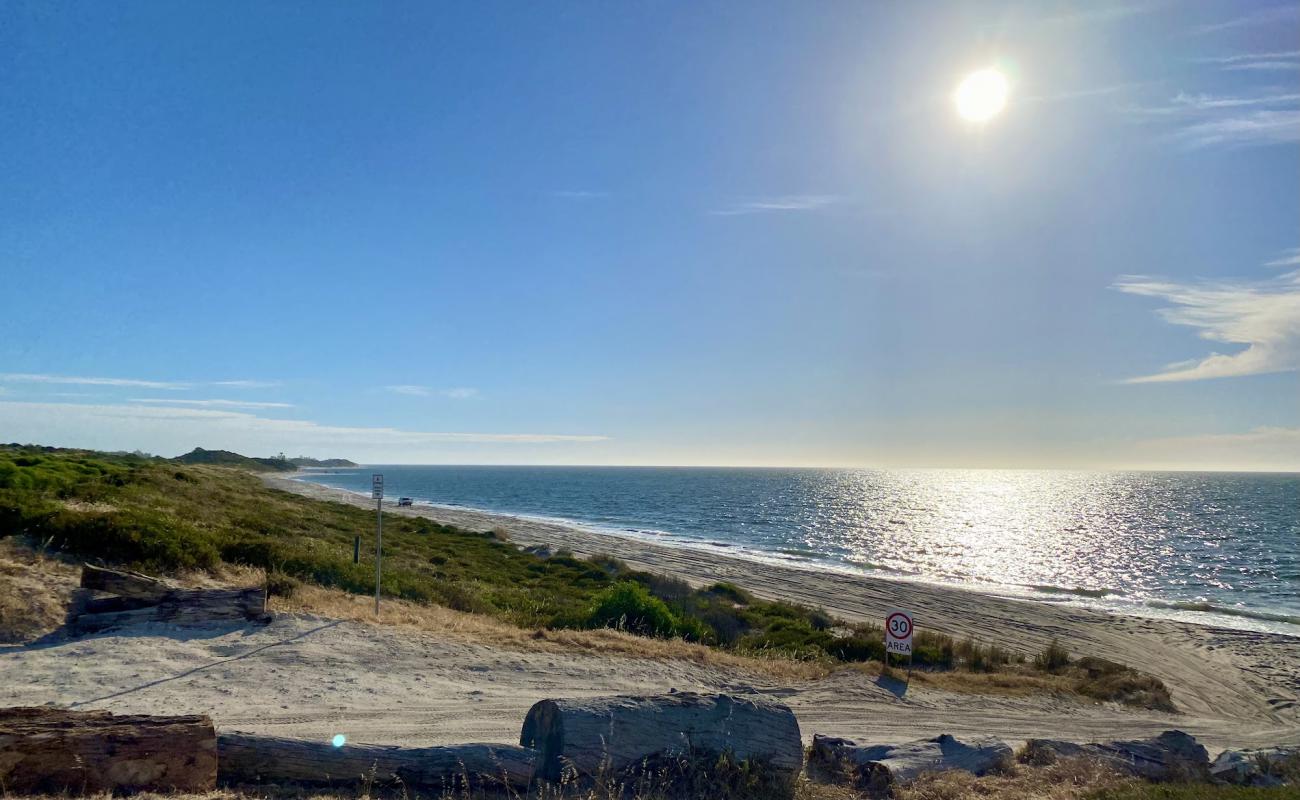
[954,68,1009,123]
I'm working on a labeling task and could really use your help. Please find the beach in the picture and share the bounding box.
[4,469,1296,764]
[214,473,1300,751]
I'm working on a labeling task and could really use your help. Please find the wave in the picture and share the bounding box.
[1025,584,1118,599]
[1144,599,1300,626]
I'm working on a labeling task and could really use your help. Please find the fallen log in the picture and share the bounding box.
[0,707,216,794]
[1209,746,1296,787]
[80,564,177,600]
[216,732,536,789]
[72,587,270,633]
[809,733,1012,793]
[1023,730,1208,781]
[519,692,803,785]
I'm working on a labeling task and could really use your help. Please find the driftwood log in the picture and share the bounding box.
[81,563,177,599]
[519,692,803,784]
[72,565,270,633]
[0,707,217,794]
[1211,747,1297,787]
[216,732,536,789]
[1023,730,1209,781]
[809,733,1012,793]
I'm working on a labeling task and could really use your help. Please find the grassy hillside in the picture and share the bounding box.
[0,445,1173,709]
[171,447,297,472]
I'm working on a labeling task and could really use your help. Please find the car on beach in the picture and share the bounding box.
[397,497,413,507]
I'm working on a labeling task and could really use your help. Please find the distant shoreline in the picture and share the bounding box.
[277,470,1300,638]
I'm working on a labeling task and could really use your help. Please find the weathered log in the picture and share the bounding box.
[80,564,176,600]
[216,732,536,789]
[0,706,216,794]
[809,733,1011,793]
[1210,747,1296,787]
[519,692,803,784]
[73,587,270,633]
[1023,730,1208,781]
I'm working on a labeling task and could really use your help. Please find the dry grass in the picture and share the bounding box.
[267,577,833,683]
[894,757,1128,800]
[0,761,1158,800]
[0,538,80,643]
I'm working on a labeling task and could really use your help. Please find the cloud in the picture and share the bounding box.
[1114,266,1300,382]
[0,373,190,390]
[212,380,282,388]
[1189,5,1300,36]
[131,398,296,409]
[710,195,841,216]
[1197,51,1300,72]
[0,401,609,457]
[1129,92,1300,148]
[1265,248,1300,268]
[384,385,479,399]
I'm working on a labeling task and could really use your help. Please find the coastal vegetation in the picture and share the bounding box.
[0,445,1171,709]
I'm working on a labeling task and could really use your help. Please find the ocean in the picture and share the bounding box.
[294,466,1300,636]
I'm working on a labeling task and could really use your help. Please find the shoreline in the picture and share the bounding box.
[281,471,1300,637]
[265,472,1299,735]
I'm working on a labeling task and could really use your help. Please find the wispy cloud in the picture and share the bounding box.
[1021,83,1145,105]
[131,398,295,409]
[1114,261,1300,383]
[212,379,282,388]
[0,401,608,447]
[1265,248,1300,268]
[710,195,841,216]
[384,385,479,399]
[984,2,1159,31]
[1189,4,1300,36]
[1197,51,1300,72]
[1130,91,1300,148]
[0,373,190,390]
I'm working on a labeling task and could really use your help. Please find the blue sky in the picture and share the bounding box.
[2,1,1298,469]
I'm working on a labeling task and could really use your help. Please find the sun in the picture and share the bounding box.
[954,68,1009,123]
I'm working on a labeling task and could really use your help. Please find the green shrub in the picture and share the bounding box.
[265,571,301,598]
[584,581,699,639]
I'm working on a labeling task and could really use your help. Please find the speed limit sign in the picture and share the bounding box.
[885,610,913,655]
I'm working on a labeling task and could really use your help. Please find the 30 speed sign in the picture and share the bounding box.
[885,610,913,655]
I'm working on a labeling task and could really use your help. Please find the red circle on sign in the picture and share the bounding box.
[887,612,912,637]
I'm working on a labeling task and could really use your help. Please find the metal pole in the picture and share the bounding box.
[375,497,383,616]
[353,536,360,564]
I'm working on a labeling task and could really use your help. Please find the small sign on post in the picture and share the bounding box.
[885,609,914,676]
[372,473,384,616]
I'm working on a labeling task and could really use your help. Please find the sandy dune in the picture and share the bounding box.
[3,476,1295,757]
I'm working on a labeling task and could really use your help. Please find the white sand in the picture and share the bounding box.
[3,475,1296,754]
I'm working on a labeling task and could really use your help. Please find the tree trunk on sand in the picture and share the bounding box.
[0,707,216,794]
[1023,730,1208,781]
[809,733,1012,794]
[80,564,176,600]
[216,732,535,790]
[519,692,803,784]
[72,587,270,633]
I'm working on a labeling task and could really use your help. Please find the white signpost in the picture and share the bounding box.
[885,609,914,673]
[372,474,383,615]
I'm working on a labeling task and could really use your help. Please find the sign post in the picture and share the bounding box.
[885,609,914,678]
[372,473,384,616]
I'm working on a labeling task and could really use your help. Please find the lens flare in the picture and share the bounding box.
[331,734,346,747]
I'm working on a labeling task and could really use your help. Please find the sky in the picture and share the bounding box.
[1,1,1298,470]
